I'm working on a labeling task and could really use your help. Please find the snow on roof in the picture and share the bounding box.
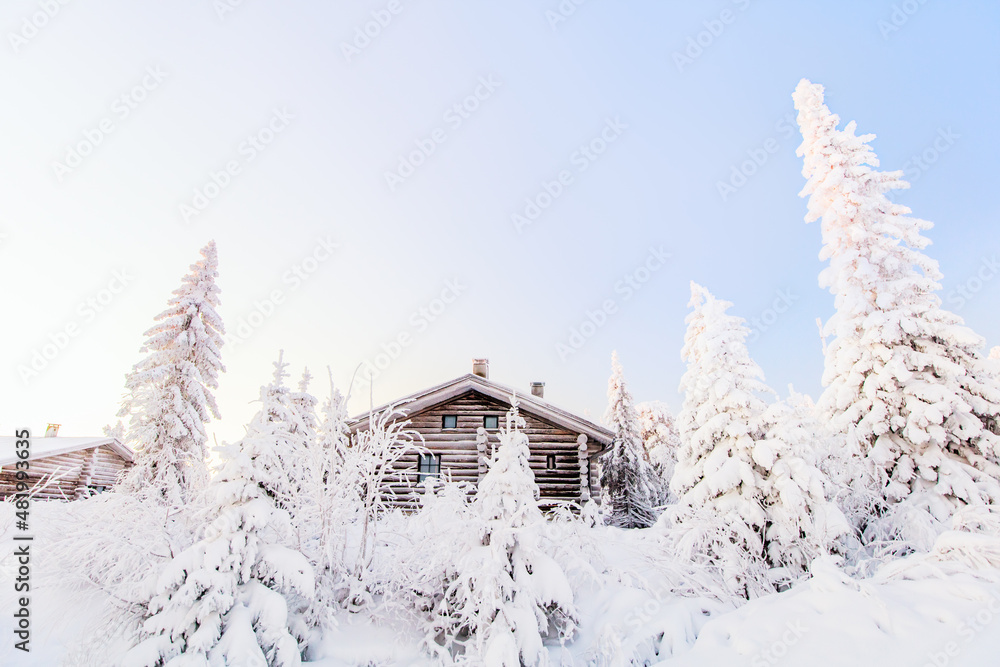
[0,436,134,467]
[348,373,614,447]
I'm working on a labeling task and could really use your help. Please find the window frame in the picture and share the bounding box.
[546,453,556,470]
[442,414,458,429]
[418,453,442,482]
[483,415,499,430]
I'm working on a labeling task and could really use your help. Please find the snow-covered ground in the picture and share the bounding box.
[4,500,1000,667]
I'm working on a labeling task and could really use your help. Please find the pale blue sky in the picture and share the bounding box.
[3,1,998,444]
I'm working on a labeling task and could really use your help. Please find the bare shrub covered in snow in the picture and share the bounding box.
[337,404,422,610]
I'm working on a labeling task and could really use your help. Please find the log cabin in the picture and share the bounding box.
[0,431,134,501]
[347,359,613,509]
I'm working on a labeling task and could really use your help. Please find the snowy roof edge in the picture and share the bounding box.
[347,373,613,447]
[0,436,134,467]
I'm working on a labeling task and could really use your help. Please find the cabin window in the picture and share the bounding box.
[442,415,458,429]
[88,485,107,495]
[418,453,442,481]
[483,415,499,430]
[546,454,556,470]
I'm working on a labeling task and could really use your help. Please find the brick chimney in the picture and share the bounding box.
[530,382,545,399]
[472,358,489,379]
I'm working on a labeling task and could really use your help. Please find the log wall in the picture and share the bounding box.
[0,445,131,501]
[377,391,597,509]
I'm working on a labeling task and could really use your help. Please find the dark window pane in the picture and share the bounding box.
[546,454,556,469]
[419,453,442,482]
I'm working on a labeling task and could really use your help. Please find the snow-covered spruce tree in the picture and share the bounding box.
[315,369,350,477]
[286,367,319,522]
[122,438,314,666]
[429,402,578,665]
[601,352,662,528]
[794,79,1000,548]
[667,282,844,596]
[300,370,355,629]
[636,400,682,505]
[760,393,851,577]
[246,351,313,513]
[117,241,225,506]
[290,368,319,448]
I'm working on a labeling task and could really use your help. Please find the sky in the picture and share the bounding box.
[2,1,998,446]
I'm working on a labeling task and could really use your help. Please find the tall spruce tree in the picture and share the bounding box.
[794,79,1000,547]
[117,241,225,506]
[601,352,660,528]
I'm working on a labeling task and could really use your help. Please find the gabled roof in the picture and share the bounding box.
[0,436,134,467]
[347,373,614,447]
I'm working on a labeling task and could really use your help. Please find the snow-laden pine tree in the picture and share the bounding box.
[667,283,845,595]
[636,400,682,505]
[430,402,578,665]
[794,79,1000,548]
[122,437,314,667]
[300,370,354,629]
[117,241,225,505]
[760,393,850,578]
[601,352,662,528]
[290,368,319,446]
[315,370,350,477]
[246,352,313,513]
[286,367,319,521]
